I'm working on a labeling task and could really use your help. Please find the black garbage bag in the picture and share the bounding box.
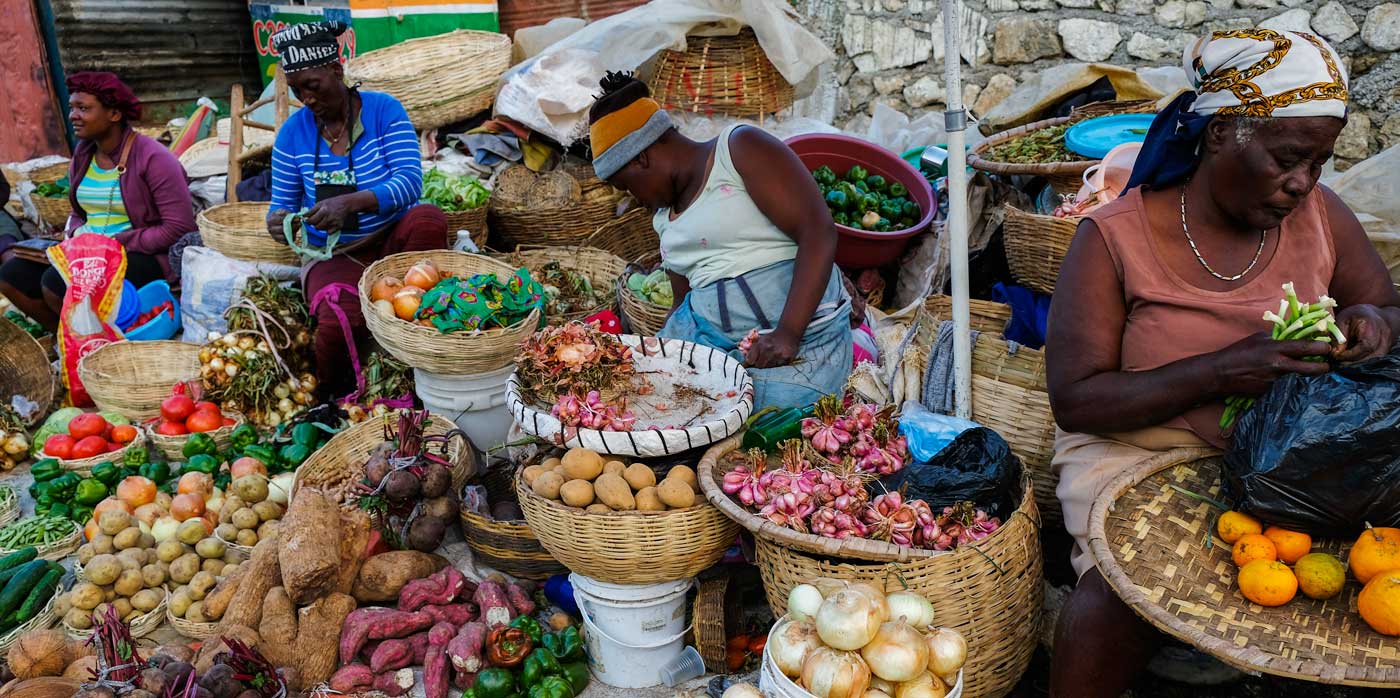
[1224,351,1400,536]
[879,427,1022,519]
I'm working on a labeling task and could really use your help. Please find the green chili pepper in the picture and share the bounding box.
[474,668,517,698]
[560,662,589,695]
[889,182,908,198]
[527,676,574,698]
[139,462,171,484]
[511,615,544,645]
[30,460,63,484]
[542,627,584,662]
[229,424,259,452]
[846,165,868,183]
[184,454,219,475]
[73,479,108,507]
[182,433,219,460]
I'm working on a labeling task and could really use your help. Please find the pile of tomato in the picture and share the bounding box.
[152,387,235,436]
[42,414,139,460]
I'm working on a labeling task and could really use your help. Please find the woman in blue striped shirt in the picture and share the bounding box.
[265,21,448,395]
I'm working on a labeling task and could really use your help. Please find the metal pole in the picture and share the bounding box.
[941,0,973,420]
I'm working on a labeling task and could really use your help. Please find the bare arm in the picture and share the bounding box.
[1320,185,1400,360]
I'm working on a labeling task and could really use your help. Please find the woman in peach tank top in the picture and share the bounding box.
[1044,29,1400,698]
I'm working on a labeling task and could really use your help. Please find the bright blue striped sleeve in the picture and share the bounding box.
[369,96,422,216]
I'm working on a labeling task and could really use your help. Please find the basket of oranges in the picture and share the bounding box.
[1089,449,1400,688]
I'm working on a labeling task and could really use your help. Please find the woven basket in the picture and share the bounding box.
[923,294,1012,336]
[0,519,82,561]
[460,462,566,581]
[0,586,62,654]
[0,486,16,529]
[1090,448,1400,688]
[1068,98,1159,121]
[499,245,627,323]
[293,412,478,508]
[694,575,733,673]
[78,340,202,422]
[345,30,511,131]
[2,160,69,186]
[32,195,71,230]
[0,317,54,427]
[617,252,671,336]
[1002,204,1079,296]
[166,604,218,640]
[649,28,795,118]
[969,117,1094,196]
[516,468,740,585]
[358,251,541,374]
[147,416,244,462]
[584,206,659,264]
[197,202,299,266]
[754,477,1042,698]
[971,335,1059,531]
[64,589,167,641]
[490,167,628,250]
[58,432,146,476]
[443,206,489,249]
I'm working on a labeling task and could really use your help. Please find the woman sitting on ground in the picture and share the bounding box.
[0,72,195,331]
[1045,29,1400,698]
[264,21,447,396]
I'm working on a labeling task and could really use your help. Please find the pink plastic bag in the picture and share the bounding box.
[47,234,126,406]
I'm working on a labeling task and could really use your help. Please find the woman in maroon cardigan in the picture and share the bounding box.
[0,72,195,331]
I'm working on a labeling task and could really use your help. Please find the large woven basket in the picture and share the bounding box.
[753,474,1044,698]
[0,584,62,654]
[460,462,566,581]
[1002,204,1079,296]
[1090,449,1400,688]
[971,335,1059,531]
[0,317,54,427]
[293,412,478,508]
[64,589,167,641]
[2,159,69,187]
[498,245,627,323]
[146,416,244,462]
[32,195,71,230]
[923,294,1012,335]
[0,519,82,561]
[77,340,201,422]
[584,206,659,264]
[648,28,795,119]
[490,166,628,250]
[616,252,671,336]
[969,117,1093,196]
[197,202,299,266]
[346,30,511,130]
[358,251,540,375]
[443,207,489,249]
[516,467,740,585]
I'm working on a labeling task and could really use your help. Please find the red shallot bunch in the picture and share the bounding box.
[810,505,869,539]
[802,396,910,475]
[551,390,637,431]
[812,458,869,516]
[932,501,1002,549]
[861,491,921,547]
[739,329,760,357]
[802,395,854,456]
[722,448,771,507]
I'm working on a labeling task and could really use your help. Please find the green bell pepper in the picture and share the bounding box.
[527,676,574,698]
[33,503,50,517]
[30,459,63,483]
[31,486,53,507]
[874,218,892,232]
[90,462,121,487]
[824,189,847,211]
[291,422,321,447]
[118,465,140,481]
[122,446,148,468]
[70,505,92,525]
[48,502,71,520]
[184,454,219,475]
[852,178,868,195]
[278,443,312,469]
[48,473,81,503]
[213,471,231,491]
[879,199,903,220]
[474,668,517,698]
[832,211,849,227]
[848,219,864,231]
[73,479,108,507]
[139,462,171,484]
[511,615,544,645]
[899,217,915,229]
[812,165,837,186]
[846,165,868,183]
[229,424,259,452]
[542,627,584,663]
[242,445,277,469]
[521,648,562,689]
[901,200,921,220]
[865,174,887,193]
[860,194,879,214]
[889,181,908,198]
[560,662,589,695]
[182,433,219,460]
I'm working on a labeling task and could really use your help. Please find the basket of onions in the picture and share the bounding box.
[761,581,966,698]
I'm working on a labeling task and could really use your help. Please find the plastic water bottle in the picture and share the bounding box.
[453,230,480,253]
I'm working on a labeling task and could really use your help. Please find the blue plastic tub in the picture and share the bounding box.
[114,280,139,329]
[123,280,181,340]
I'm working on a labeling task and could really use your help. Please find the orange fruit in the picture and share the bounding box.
[1232,533,1278,567]
[1238,559,1298,607]
[1217,511,1262,544]
[1294,553,1347,600]
[1263,526,1311,564]
[1358,570,1400,636]
[1349,526,1400,585]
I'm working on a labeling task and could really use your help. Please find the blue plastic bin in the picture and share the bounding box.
[123,280,181,340]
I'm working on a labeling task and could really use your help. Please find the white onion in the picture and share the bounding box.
[277,398,295,414]
[207,331,221,342]
[863,691,893,698]
[847,583,891,623]
[816,588,887,650]
[209,357,225,371]
[721,683,762,698]
[924,628,968,677]
[225,364,239,377]
[267,473,295,505]
[894,673,946,698]
[222,333,238,346]
[869,677,895,694]
[801,647,871,698]
[789,584,824,622]
[151,516,180,543]
[861,620,930,683]
[769,618,824,678]
[886,591,935,628]
[274,384,291,399]
[238,336,256,350]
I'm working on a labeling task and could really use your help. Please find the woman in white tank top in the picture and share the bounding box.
[587,73,851,410]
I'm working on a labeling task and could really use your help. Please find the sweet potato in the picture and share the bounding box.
[278,488,342,605]
[408,632,431,664]
[331,508,370,596]
[423,603,477,626]
[473,581,513,627]
[339,608,436,664]
[351,551,449,603]
[373,668,414,697]
[328,664,374,693]
[217,537,280,631]
[506,583,536,617]
[447,622,487,674]
[424,622,455,698]
[369,639,414,674]
[202,567,243,621]
[398,566,468,611]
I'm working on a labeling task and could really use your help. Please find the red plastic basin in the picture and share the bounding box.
[785,133,935,268]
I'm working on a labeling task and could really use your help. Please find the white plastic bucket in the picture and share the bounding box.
[414,365,514,451]
[570,573,694,689]
[759,616,963,698]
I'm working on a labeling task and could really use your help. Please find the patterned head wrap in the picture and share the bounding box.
[271,21,348,73]
[66,72,142,123]
[1125,29,1348,191]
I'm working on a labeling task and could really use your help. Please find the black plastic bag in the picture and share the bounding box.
[1224,351,1400,536]
[879,427,1022,519]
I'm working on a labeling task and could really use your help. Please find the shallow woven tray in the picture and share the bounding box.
[0,486,17,529]
[146,416,243,462]
[64,588,167,641]
[0,317,54,427]
[78,340,202,422]
[293,411,477,507]
[1002,204,1079,296]
[460,462,566,581]
[649,28,795,119]
[617,252,671,337]
[346,30,511,130]
[969,117,1094,196]
[0,519,82,561]
[498,245,627,324]
[1089,448,1400,688]
[197,202,299,266]
[58,431,146,476]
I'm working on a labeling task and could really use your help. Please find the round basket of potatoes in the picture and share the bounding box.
[523,448,699,513]
[212,474,284,558]
[165,531,241,636]
[62,510,171,638]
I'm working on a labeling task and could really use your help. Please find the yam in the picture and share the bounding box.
[331,508,371,596]
[666,465,700,493]
[8,629,71,679]
[560,449,604,481]
[585,504,612,514]
[217,537,280,631]
[559,479,594,508]
[593,474,636,511]
[63,655,98,680]
[635,487,665,512]
[531,471,564,500]
[256,587,299,668]
[292,593,358,690]
[623,463,657,491]
[351,551,449,604]
[278,488,341,605]
[657,478,696,509]
[602,461,626,478]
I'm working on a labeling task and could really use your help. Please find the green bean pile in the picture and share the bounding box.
[985,123,1086,165]
[0,517,74,549]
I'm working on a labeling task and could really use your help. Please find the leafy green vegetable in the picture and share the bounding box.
[420,169,490,212]
[33,179,68,199]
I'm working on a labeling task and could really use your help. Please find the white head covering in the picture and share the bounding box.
[1184,29,1348,119]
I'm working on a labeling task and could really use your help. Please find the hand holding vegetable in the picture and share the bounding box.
[1332,304,1397,362]
[743,328,800,369]
[1210,332,1332,397]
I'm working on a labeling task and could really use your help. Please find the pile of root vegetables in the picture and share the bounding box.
[356,410,466,553]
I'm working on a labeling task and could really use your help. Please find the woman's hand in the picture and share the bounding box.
[1209,332,1332,396]
[743,328,800,369]
[267,209,290,243]
[305,194,360,234]
[1332,304,1397,362]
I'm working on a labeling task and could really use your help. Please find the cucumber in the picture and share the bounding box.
[0,547,36,575]
[13,568,61,624]
[0,560,50,619]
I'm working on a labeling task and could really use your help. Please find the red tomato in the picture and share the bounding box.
[44,434,75,459]
[68,413,109,440]
[107,441,123,453]
[222,417,236,427]
[185,410,223,433]
[110,425,138,444]
[155,421,188,436]
[161,394,195,422]
[194,401,221,415]
[71,435,109,460]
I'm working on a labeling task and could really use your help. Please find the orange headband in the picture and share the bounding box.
[590,98,661,157]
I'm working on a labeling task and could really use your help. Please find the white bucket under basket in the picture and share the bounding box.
[414,365,513,451]
[570,573,693,689]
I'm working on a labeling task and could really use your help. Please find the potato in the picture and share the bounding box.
[114,526,142,550]
[170,553,201,585]
[559,479,595,508]
[218,496,245,524]
[117,548,147,570]
[114,569,145,597]
[53,592,72,617]
[256,520,279,542]
[188,572,217,601]
[232,508,260,531]
[71,583,104,611]
[85,554,122,586]
[185,602,207,624]
[112,597,133,620]
[77,543,96,566]
[585,504,612,514]
[666,465,699,493]
[532,471,565,500]
[235,529,259,547]
[156,540,187,564]
[141,564,167,589]
[624,463,657,491]
[102,585,116,603]
[215,523,238,542]
[657,478,696,509]
[64,608,92,630]
[99,511,134,536]
[91,533,115,555]
[231,475,269,504]
[522,465,546,486]
[169,588,192,617]
[222,563,241,578]
[593,474,635,511]
[139,533,155,549]
[133,589,164,614]
[201,559,227,576]
[635,487,666,512]
[540,457,562,471]
[251,501,283,523]
[602,461,626,478]
[196,538,226,560]
[177,520,208,545]
[561,449,604,481]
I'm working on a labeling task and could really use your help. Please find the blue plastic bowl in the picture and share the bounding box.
[124,280,181,341]
[114,280,139,329]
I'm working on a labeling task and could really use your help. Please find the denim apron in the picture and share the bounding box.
[659,260,852,410]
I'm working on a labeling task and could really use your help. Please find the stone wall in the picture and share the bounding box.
[794,0,1400,164]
